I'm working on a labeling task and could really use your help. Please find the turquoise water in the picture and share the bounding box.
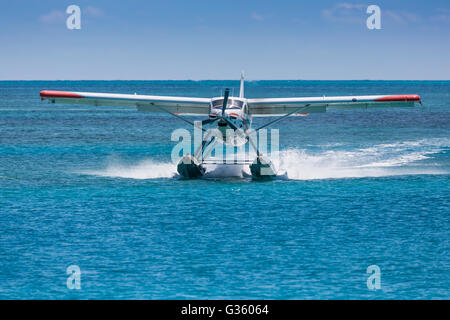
[0,81,449,299]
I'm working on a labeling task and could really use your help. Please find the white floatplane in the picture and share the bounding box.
[40,73,421,179]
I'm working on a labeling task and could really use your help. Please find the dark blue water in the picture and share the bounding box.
[0,81,449,299]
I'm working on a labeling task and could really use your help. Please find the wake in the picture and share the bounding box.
[80,138,449,180]
[82,159,177,180]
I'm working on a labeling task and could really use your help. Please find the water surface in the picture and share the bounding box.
[0,80,449,299]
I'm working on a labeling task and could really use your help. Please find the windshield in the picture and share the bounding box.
[211,99,243,110]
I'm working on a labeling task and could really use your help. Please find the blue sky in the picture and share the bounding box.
[1,0,449,80]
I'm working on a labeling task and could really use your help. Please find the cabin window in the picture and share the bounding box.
[211,99,244,109]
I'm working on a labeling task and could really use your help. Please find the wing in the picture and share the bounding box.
[247,94,421,116]
[40,90,211,115]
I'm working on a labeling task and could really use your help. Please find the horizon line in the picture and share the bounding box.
[1,79,449,82]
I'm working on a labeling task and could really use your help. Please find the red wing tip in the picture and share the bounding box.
[374,94,421,102]
[40,90,84,99]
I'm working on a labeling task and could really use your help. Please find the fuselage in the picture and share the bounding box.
[208,97,251,146]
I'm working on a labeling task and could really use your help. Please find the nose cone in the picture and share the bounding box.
[218,119,227,127]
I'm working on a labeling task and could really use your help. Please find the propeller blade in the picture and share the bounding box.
[221,88,230,117]
[202,118,218,126]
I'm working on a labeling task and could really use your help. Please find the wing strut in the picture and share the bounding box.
[254,104,311,131]
[146,103,207,132]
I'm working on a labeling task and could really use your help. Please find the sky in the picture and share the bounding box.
[0,0,449,80]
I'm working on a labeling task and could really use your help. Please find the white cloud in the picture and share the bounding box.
[384,10,421,24]
[321,3,365,23]
[39,10,65,24]
[322,3,422,25]
[430,8,450,23]
[251,12,265,21]
[336,3,365,10]
[85,6,105,18]
[39,6,104,24]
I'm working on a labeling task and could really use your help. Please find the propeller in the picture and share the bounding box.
[221,116,238,130]
[202,88,232,126]
[201,118,216,125]
[200,88,244,145]
[221,88,230,117]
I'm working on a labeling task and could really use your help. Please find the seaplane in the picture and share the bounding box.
[40,73,421,179]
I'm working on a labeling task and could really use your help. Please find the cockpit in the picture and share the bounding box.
[211,98,244,110]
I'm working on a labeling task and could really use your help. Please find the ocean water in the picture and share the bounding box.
[0,80,449,299]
